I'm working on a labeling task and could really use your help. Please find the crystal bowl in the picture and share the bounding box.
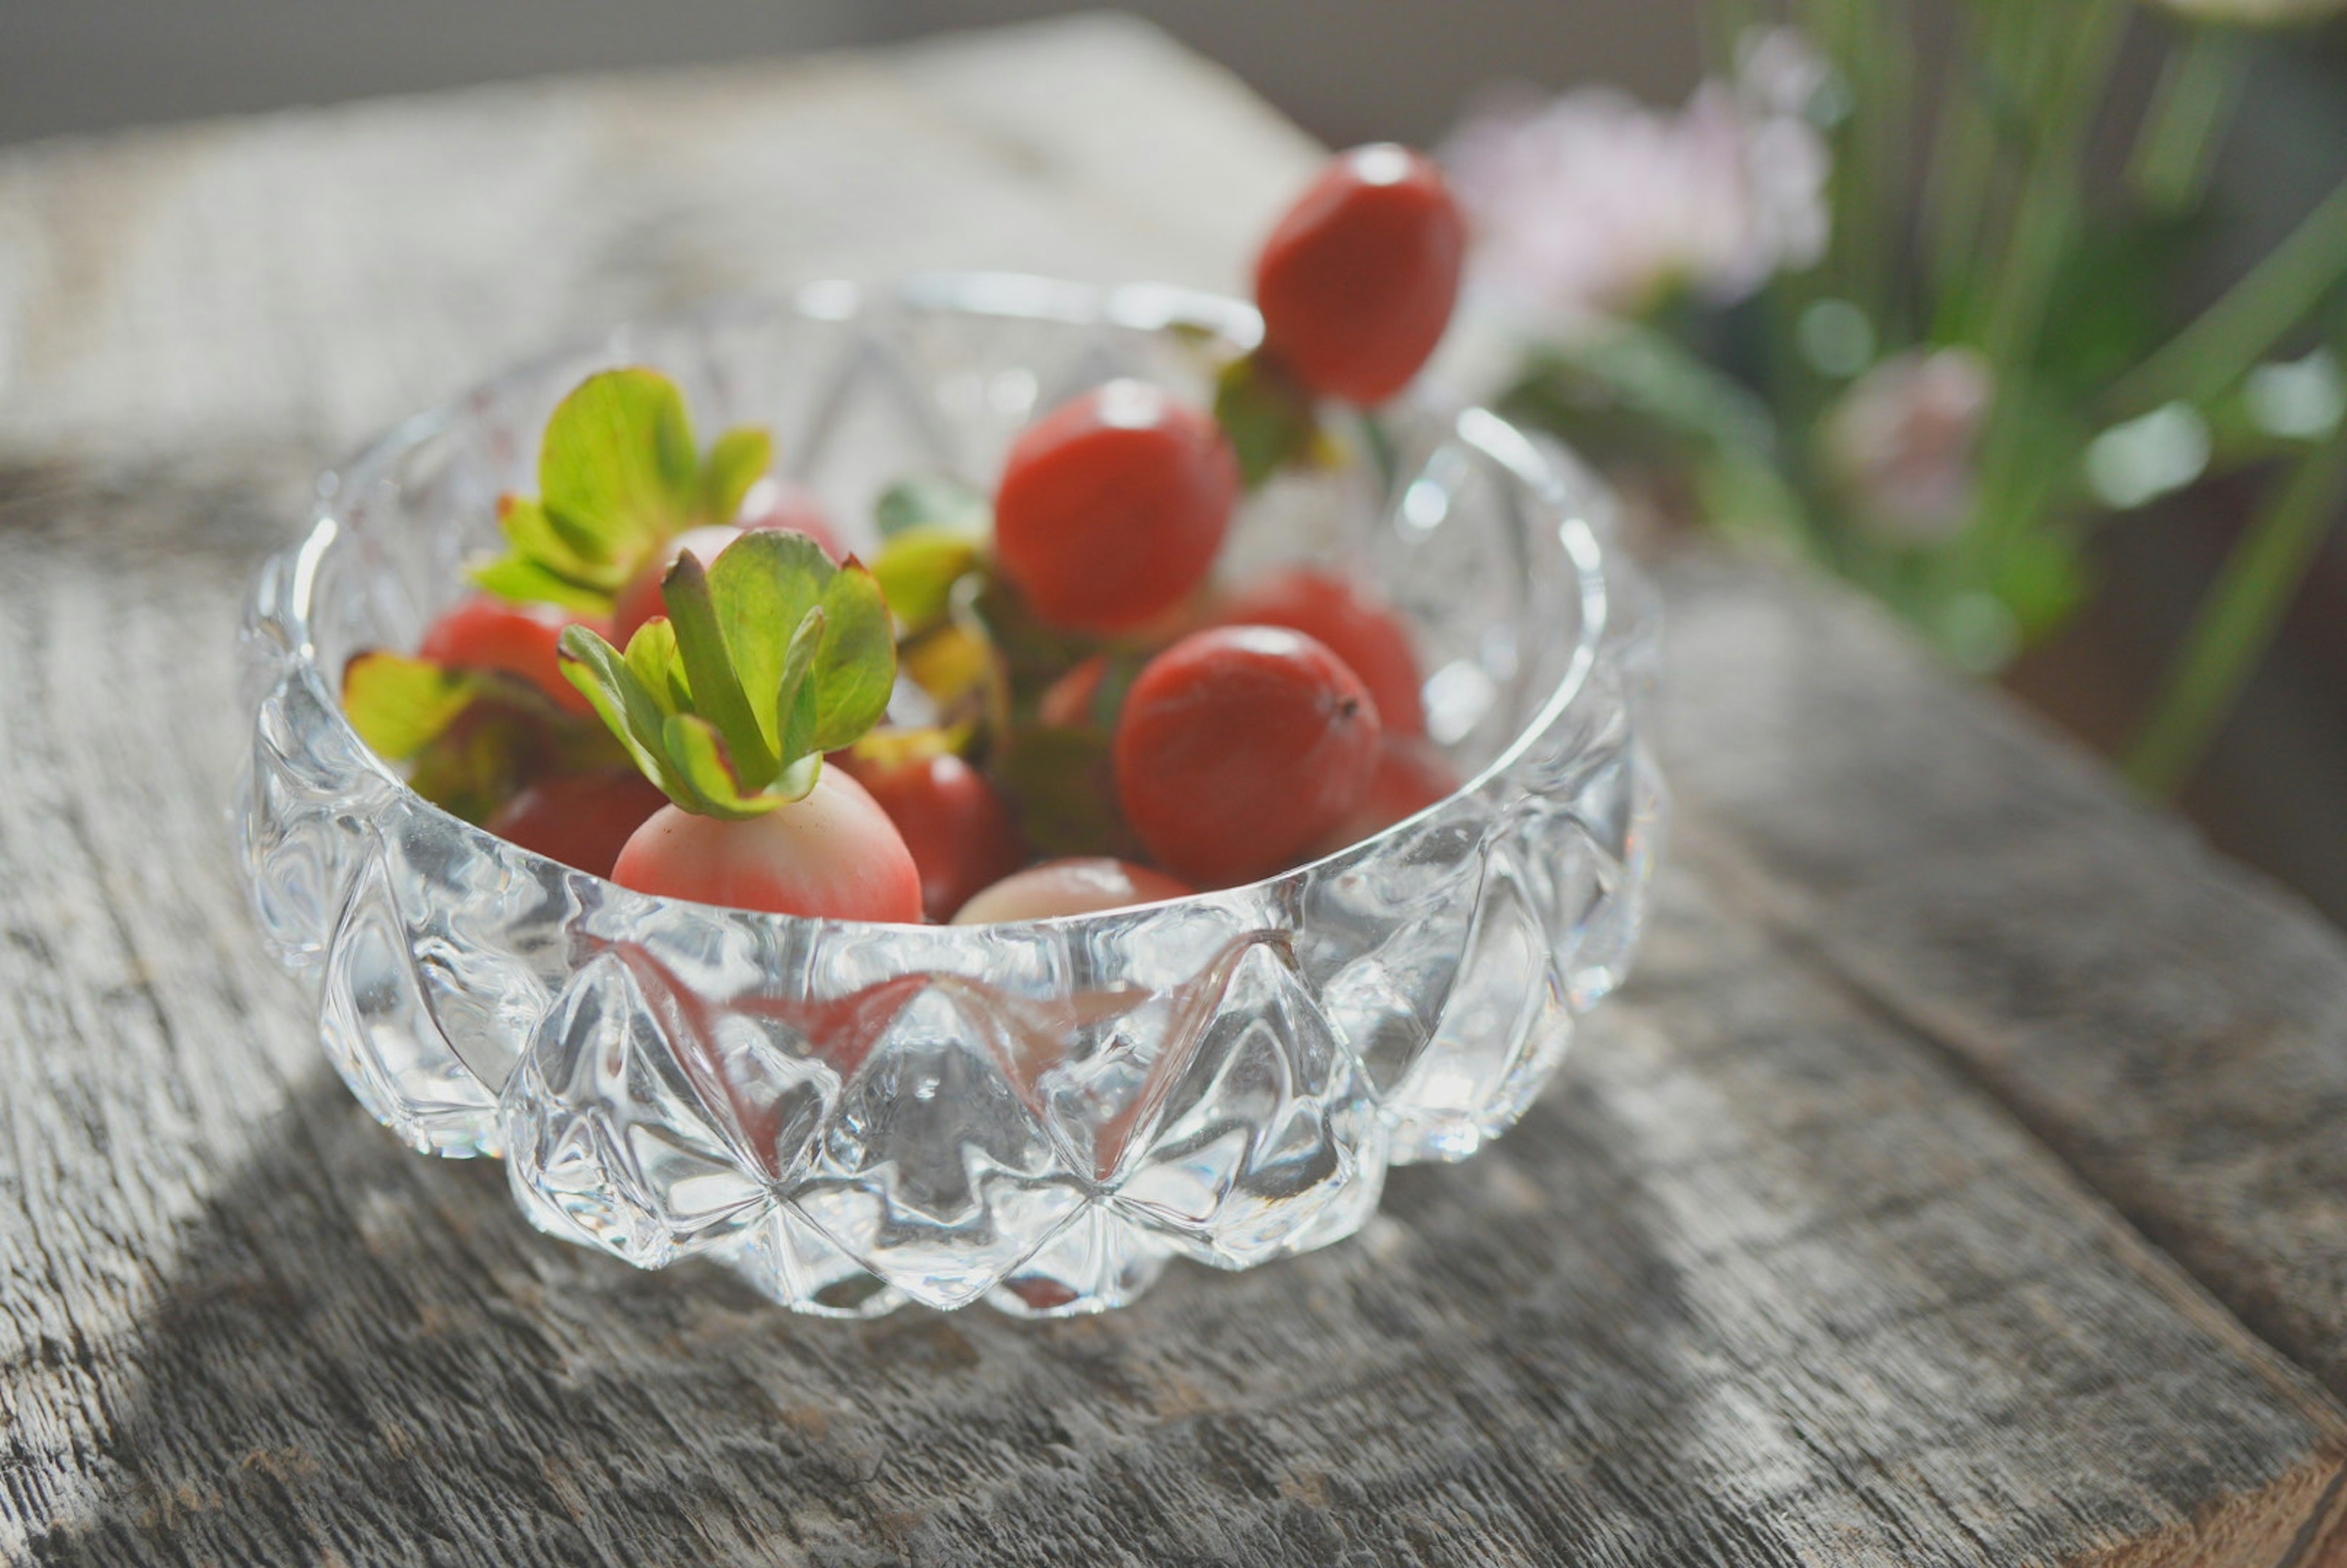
[234,274,1667,1317]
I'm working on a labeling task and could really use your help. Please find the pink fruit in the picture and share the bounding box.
[610,766,923,921]
[952,857,1194,925]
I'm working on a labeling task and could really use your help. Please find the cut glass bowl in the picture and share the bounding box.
[235,275,1667,1317]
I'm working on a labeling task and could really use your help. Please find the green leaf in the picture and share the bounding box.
[401,702,553,826]
[771,605,828,762]
[700,426,774,525]
[971,575,1098,702]
[623,617,691,714]
[848,722,977,772]
[806,562,897,753]
[900,620,997,708]
[559,625,693,804]
[342,652,480,760]
[344,646,632,822]
[494,497,600,582]
[560,524,895,818]
[468,554,612,615]
[708,529,829,755]
[661,712,778,820]
[771,752,824,805]
[470,368,780,617]
[660,552,780,788]
[991,724,1144,859]
[541,368,701,561]
[875,475,990,540]
[1215,351,1320,488]
[871,526,985,631]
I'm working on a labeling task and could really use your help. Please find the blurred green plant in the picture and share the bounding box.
[1443,0,2347,796]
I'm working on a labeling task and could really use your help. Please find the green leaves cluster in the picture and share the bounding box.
[473,368,774,614]
[1214,350,1323,488]
[869,475,992,633]
[342,653,620,823]
[559,531,895,819]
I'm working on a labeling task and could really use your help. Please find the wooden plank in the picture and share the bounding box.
[5,466,2343,1563]
[1659,553,2347,1405]
[3,16,2347,1564]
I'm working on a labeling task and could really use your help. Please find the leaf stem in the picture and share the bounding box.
[2126,29,2248,219]
[1841,0,1914,335]
[2125,419,2347,796]
[1967,0,2129,568]
[2111,173,2347,415]
[1921,4,2004,340]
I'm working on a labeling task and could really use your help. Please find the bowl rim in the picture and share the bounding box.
[270,272,1618,936]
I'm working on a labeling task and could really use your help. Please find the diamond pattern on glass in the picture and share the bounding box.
[986,1205,1170,1317]
[1385,837,1575,1164]
[502,950,821,1267]
[1108,940,1386,1267]
[318,848,504,1157]
[718,1203,908,1319]
[792,978,1089,1310]
[237,278,1666,1313]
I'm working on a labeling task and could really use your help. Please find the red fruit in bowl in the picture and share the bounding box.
[1218,567,1426,736]
[1255,144,1466,405]
[1114,626,1381,887]
[1310,735,1460,856]
[952,858,1194,925]
[843,751,1027,921]
[611,767,922,922]
[419,595,600,715]
[487,769,668,878]
[993,381,1239,635]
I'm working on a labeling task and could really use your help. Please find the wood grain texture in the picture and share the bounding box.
[5,16,2347,1566]
[1660,555,2347,1405]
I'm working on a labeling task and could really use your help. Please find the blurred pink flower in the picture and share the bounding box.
[1441,32,1831,334]
[1819,348,1995,544]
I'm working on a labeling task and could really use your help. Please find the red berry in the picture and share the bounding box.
[1218,568,1426,736]
[1114,626,1382,887]
[993,381,1239,635]
[610,766,923,921]
[1310,735,1460,857]
[842,752,1027,921]
[487,769,667,877]
[1254,145,1466,405]
[952,858,1194,925]
[419,595,600,716]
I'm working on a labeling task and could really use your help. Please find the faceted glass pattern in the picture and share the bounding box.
[234,276,1667,1316]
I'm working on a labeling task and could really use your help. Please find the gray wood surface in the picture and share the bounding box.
[7,16,2347,1566]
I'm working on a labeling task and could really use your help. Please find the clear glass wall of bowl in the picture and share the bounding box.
[236,276,1667,1317]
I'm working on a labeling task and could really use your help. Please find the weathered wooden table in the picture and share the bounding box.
[9,18,2347,1566]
